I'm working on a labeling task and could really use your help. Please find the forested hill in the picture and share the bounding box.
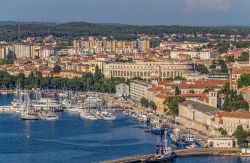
[0,21,250,41]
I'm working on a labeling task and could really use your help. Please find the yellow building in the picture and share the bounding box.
[146,40,150,49]
[0,47,5,59]
[77,64,96,74]
[122,41,126,48]
[59,70,82,79]
[111,41,116,52]
[89,40,94,49]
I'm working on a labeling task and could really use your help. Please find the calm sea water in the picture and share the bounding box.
[0,94,250,163]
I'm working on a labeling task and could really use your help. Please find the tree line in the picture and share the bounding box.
[1,21,250,42]
[0,67,124,93]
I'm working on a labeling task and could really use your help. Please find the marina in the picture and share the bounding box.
[0,92,249,163]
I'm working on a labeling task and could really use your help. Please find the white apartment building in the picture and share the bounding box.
[170,51,211,60]
[130,80,151,102]
[14,44,31,58]
[116,83,129,98]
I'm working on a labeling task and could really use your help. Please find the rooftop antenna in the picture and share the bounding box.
[18,24,21,41]
[47,27,50,35]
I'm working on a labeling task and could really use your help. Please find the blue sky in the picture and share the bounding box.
[0,0,249,26]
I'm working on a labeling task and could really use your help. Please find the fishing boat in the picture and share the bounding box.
[145,131,175,162]
[151,121,164,135]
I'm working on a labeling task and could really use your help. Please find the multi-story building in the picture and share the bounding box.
[208,73,229,80]
[14,44,31,58]
[170,51,212,60]
[178,100,218,135]
[39,46,54,59]
[103,61,192,79]
[216,112,250,135]
[230,61,250,81]
[115,83,129,98]
[130,80,151,102]
[0,47,5,59]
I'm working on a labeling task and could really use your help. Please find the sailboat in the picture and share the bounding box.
[20,93,39,120]
[20,102,39,120]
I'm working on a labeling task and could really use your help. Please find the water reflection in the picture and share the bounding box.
[24,121,31,139]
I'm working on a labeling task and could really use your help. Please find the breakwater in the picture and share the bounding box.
[102,148,242,163]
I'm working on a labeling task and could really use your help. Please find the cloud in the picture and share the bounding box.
[185,0,230,11]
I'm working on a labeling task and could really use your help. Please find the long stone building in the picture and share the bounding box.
[103,61,193,79]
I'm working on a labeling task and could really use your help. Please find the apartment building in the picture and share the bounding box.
[130,80,151,102]
[170,51,212,60]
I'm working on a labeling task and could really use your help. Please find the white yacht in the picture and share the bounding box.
[39,110,59,120]
[80,110,98,120]
[101,111,116,120]
[33,98,63,112]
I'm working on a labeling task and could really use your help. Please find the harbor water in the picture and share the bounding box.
[0,94,250,163]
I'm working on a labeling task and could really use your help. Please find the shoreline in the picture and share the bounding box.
[102,148,244,163]
[0,91,210,140]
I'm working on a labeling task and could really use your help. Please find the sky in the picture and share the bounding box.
[0,0,249,26]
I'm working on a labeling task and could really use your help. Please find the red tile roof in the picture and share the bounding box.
[148,86,164,92]
[217,111,250,119]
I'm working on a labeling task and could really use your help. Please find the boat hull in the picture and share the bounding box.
[145,156,175,163]
[20,117,39,120]
[151,129,164,135]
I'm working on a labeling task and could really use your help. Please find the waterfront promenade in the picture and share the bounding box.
[102,148,241,163]
[100,93,208,140]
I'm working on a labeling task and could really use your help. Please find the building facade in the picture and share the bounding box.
[130,80,151,102]
[115,83,129,98]
[103,61,193,79]
[178,100,218,135]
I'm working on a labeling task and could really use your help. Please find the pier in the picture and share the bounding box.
[102,148,242,163]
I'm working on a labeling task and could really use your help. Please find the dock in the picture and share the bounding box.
[102,148,242,163]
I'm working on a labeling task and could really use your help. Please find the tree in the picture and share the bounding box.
[238,74,250,88]
[195,63,209,74]
[233,125,248,148]
[53,65,61,73]
[149,101,157,112]
[219,60,228,73]
[227,55,235,62]
[209,64,216,71]
[175,86,181,95]
[93,65,102,82]
[204,88,214,93]
[218,127,228,136]
[15,73,25,89]
[239,52,249,61]
[217,41,230,54]
[218,83,231,94]
[163,96,185,115]
[140,97,149,108]
[222,91,249,112]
